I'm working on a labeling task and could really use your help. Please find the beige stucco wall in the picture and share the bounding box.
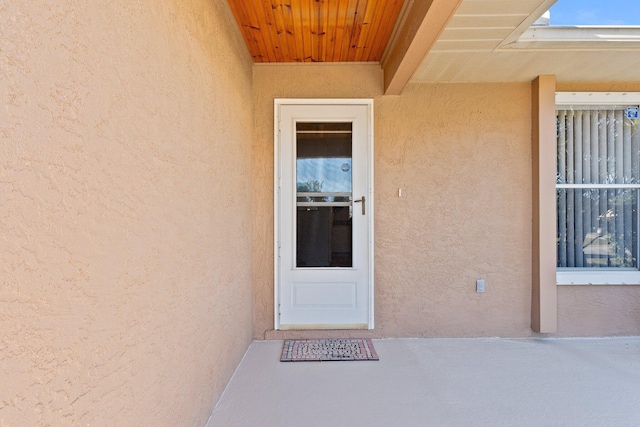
[1,1,253,425]
[558,286,640,336]
[253,66,534,338]
[375,83,533,337]
[254,72,640,338]
[252,64,384,338]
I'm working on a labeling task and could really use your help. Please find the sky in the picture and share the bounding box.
[549,0,640,25]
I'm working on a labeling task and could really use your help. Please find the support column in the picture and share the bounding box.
[531,75,558,333]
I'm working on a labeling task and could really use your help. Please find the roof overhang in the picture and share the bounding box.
[411,0,640,84]
[226,0,640,92]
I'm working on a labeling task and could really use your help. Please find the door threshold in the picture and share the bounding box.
[264,329,381,341]
[279,323,368,331]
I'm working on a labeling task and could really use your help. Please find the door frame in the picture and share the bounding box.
[274,98,375,330]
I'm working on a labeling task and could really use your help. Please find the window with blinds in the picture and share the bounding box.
[556,106,640,269]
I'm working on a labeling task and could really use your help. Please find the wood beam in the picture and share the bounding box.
[382,0,462,95]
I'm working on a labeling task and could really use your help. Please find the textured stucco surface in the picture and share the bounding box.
[558,286,640,336]
[254,73,640,338]
[374,83,533,337]
[252,69,535,338]
[252,64,384,339]
[1,1,254,425]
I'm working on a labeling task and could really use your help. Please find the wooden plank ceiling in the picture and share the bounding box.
[227,0,405,63]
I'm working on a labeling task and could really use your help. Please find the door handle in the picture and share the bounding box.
[353,196,365,215]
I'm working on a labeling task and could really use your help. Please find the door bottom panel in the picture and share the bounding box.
[292,282,357,308]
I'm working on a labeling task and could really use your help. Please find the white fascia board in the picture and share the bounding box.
[500,26,640,50]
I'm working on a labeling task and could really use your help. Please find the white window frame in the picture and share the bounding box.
[556,92,640,285]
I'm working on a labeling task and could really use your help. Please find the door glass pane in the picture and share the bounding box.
[296,122,352,267]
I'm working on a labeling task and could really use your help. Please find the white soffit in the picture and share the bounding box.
[410,0,640,83]
[428,0,552,53]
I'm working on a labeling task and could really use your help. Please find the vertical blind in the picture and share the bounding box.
[556,106,640,268]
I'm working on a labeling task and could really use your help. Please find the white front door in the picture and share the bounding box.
[275,100,374,330]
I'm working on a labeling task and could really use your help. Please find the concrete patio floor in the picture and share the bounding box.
[207,337,640,427]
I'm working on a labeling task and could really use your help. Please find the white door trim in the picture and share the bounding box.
[273,98,374,330]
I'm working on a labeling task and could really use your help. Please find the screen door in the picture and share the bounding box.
[276,100,373,330]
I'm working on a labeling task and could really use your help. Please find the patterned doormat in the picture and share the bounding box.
[280,338,379,362]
